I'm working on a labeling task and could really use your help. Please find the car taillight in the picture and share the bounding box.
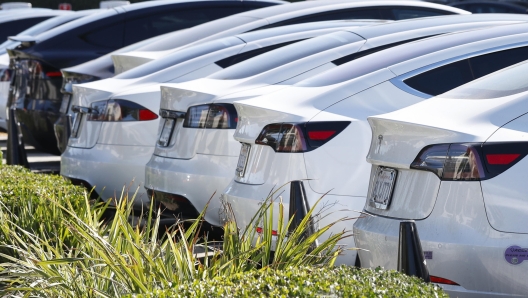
[255,121,350,153]
[411,142,528,180]
[86,99,158,122]
[26,59,61,79]
[430,276,459,286]
[183,103,237,129]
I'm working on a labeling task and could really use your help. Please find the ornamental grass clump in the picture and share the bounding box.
[0,170,350,297]
[0,165,97,261]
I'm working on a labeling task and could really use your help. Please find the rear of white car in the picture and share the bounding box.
[222,23,528,265]
[354,61,528,297]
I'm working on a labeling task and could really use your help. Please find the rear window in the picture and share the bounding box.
[210,31,362,80]
[440,60,528,99]
[114,36,243,79]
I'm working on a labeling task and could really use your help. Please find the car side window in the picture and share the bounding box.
[215,40,302,68]
[390,8,453,20]
[124,6,249,45]
[0,17,51,42]
[403,46,528,96]
[469,46,528,78]
[254,8,383,30]
[81,22,125,48]
[404,60,473,96]
[466,4,516,13]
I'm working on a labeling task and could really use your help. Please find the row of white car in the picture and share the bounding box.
[60,8,528,298]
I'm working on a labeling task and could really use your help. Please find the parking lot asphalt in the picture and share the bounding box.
[0,131,61,173]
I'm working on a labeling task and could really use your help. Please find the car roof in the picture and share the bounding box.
[134,0,467,52]
[352,13,528,39]
[0,9,70,23]
[298,22,528,87]
[34,0,283,43]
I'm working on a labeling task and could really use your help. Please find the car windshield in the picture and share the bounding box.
[209,31,361,80]
[114,36,243,79]
[440,60,528,99]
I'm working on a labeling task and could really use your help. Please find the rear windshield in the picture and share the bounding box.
[209,31,362,80]
[440,60,528,99]
[114,36,243,79]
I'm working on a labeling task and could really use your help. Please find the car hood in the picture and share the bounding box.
[366,91,528,168]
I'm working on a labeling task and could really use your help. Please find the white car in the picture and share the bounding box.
[113,0,468,73]
[60,20,378,204]
[220,22,528,265]
[354,60,528,297]
[145,15,528,230]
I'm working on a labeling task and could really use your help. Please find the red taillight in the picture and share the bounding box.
[308,130,335,141]
[411,142,528,180]
[86,99,158,122]
[139,109,158,121]
[183,103,237,129]
[256,227,278,236]
[255,121,350,153]
[486,153,520,165]
[430,275,459,286]
[45,71,62,77]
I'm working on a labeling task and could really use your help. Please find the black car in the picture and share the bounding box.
[0,9,71,43]
[7,0,284,155]
[52,0,466,153]
[450,0,528,13]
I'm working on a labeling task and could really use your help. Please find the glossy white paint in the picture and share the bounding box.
[61,143,153,204]
[63,22,363,204]
[223,22,528,266]
[114,0,468,72]
[354,61,528,296]
[354,181,528,297]
[145,153,240,226]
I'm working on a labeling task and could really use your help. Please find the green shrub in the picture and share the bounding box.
[0,165,93,260]
[0,174,348,297]
[135,266,447,298]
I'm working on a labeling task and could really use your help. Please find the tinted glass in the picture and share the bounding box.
[211,31,362,80]
[115,36,243,79]
[405,46,528,96]
[441,61,528,99]
[404,60,473,96]
[215,40,301,68]
[256,8,382,30]
[0,17,51,41]
[470,46,528,78]
[81,22,124,48]
[391,8,453,20]
[123,6,249,45]
[466,4,518,13]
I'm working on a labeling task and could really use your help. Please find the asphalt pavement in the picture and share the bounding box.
[0,132,61,173]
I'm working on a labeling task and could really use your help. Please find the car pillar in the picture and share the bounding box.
[6,108,29,168]
[397,220,430,282]
[288,180,318,247]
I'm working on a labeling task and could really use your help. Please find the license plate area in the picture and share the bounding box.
[236,143,251,177]
[71,113,83,138]
[369,166,398,210]
[158,118,175,147]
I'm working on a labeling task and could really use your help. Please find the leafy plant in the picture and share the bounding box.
[136,266,448,298]
[0,171,349,297]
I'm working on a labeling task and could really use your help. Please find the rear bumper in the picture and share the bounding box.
[61,143,154,205]
[353,181,528,297]
[145,154,238,227]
